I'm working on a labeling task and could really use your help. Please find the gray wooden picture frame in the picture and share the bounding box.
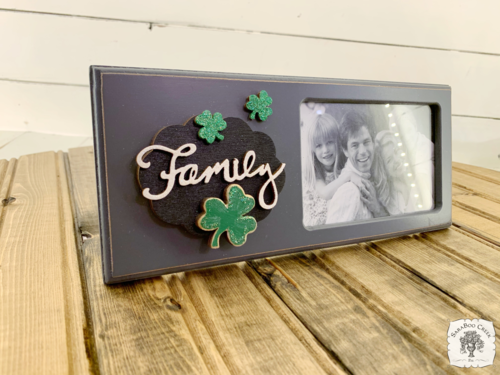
[90,66,451,284]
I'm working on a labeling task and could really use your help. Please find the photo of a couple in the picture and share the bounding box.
[301,103,434,229]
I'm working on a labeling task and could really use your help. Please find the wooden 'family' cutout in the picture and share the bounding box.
[136,116,286,239]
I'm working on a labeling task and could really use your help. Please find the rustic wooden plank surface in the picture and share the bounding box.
[453,193,500,225]
[250,254,446,375]
[181,264,334,375]
[67,147,218,375]
[239,263,344,375]
[0,152,90,375]
[372,236,500,327]
[164,275,232,375]
[452,206,500,243]
[311,245,496,374]
[452,170,500,203]
[0,158,16,203]
[451,163,500,243]
[453,162,500,185]
[55,151,92,375]
[422,228,500,281]
[2,148,493,374]
[0,159,9,186]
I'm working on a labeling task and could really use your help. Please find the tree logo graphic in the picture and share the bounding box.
[460,331,484,358]
[448,319,496,368]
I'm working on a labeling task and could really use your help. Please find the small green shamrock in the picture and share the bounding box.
[194,110,227,144]
[246,90,273,121]
[196,184,257,248]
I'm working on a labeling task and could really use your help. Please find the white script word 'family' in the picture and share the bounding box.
[136,144,285,209]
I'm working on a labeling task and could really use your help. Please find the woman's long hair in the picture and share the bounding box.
[372,131,397,211]
[303,114,345,192]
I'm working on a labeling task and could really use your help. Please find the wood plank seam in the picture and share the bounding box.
[240,262,347,375]
[450,225,500,251]
[246,259,352,374]
[0,152,94,374]
[56,152,76,374]
[0,158,18,235]
[250,254,447,374]
[308,250,465,375]
[180,264,333,375]
[246,258,356,375]
[452,182,500,203]
[369,240,500,328]
[419,233,500,283]
[452,166,500,186]
[452,199,500,225]
[313,244,480,316]
[164,274,232,375]
[364,241,479,313]
[451,182,500,205]
[55,151,93,374]
[178,269,279,375]
[64,151,101,375]
[265,258,300,289]
[452,222,500,248]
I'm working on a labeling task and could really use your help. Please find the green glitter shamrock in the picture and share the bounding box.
[246,90,273,121]
[196,184,257,248]
[194,110,227,144]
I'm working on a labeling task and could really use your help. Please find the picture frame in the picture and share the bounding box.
[90,66,451,284]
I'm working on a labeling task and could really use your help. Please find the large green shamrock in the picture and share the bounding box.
[196,184,257,248]
[194,110,227,144]
[246,90,273,121]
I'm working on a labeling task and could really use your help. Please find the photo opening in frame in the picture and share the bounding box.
[300,102,435,230]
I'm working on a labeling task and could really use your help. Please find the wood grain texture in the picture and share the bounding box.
[372,236,500,327]
[422,228,500,281]
[165,274,231,375]
[0,158,16,204]
[181,264,330,375]
[250,254,445,375]
[67,146,217,374]
[453,162,500,184]
[452,170,500,203]
[56,151,92,375]
[240,262,345,375]
[67,147,99,234]
[0,152,89,374]
[453,193,500,225]
[452,205,500,242]
[451,186,468,196]
[310,245,495,374]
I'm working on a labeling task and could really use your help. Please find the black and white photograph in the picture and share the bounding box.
[301,103,434,229]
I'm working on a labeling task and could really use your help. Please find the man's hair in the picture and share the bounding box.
[339,111,373,150]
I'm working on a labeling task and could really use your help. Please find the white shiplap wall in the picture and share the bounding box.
[0,1,499,170]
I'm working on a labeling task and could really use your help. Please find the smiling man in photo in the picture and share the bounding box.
[325,111,388,224]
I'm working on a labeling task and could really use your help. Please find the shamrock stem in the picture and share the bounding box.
[216,133,224,141]
[211,227,226,248]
